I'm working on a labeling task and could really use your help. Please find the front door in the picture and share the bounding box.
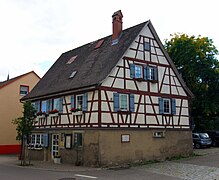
[52,134,59,158]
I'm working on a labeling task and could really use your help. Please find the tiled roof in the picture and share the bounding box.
[23,22,147,100]
[0,71,40,90]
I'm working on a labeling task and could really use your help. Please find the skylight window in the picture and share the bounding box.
[66,55,78,64]
[69,71,77,78]
[94,39,104,49]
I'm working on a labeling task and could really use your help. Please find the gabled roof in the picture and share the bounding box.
[23,20,193,101]
[23,21,147,100]
[0,71,40,90]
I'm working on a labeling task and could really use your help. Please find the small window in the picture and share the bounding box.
[20,85,29,95]
[135,65,143,78]
[114,93,134,112]
[74,133,83,147]
[33,101,40,113]
[144,66,157,81]
[30,134,45,147]
[144,42,150,51]
[163,99,171,114]
[41,101,47,113]
[76,95,83,110]
[149,67,156,80]
[119,94,128,111]
[36,134,41,144]
[69,71,77,78]
[53,98,60,110]
[159,98,176,115]
[31,134,36,144]
[130,64,143,79]
[66,55,77,64]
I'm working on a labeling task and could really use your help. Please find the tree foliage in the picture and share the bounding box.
[12,101,36,141]
[165,33,219,130]
[12,101,36,165]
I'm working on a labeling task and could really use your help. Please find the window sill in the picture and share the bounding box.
[117,110,132,114]
[161,113,173,116]
[133,78,145,82]
[49,113,59,117]
[72,111,83,116]
[148,80,158,83]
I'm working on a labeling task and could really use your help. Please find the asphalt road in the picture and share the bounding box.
[0,148,219,180]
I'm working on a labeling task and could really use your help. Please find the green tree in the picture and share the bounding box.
[12,101,36,165]
[165,33,219,130]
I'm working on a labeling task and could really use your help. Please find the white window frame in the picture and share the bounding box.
[31,134,44,145]
[119,94,129,111]
[135,65,142,78]
[53,98,60,110]
[41,100,47,113]
[148,67,155,80]
[20,85,29,96]
[76,94,83,110]
[163,98,171,114]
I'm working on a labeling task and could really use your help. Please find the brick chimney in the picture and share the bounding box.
[112,10,123,44]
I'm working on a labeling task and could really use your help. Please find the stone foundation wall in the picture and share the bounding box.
[31,129,193,167]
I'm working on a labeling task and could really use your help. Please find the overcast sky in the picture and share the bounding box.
[0,0,218,81]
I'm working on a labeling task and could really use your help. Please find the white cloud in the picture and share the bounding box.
[0,0,218,81]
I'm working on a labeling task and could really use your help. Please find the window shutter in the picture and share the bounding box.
[82,93,88,111]
[159,98,164,114]
[130,94,135,112]
[59,98,63,113]
[43,134,49,147]
[154,67,158,81]
[130,64,135,78]
[113,93,119,111]
[171,98,176,115]
[71,95,75,108]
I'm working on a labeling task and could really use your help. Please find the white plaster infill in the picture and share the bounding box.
[72,111,83,116]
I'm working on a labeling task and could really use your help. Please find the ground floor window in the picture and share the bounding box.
[74,133,83,147]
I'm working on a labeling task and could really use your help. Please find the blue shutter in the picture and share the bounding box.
[130,94,135,112]
[159,98,164,114]
[59,98,63,113]
[113,93,119,111]
[171,98,176,115]
[130,64,135,78]
[82,93,88,111]
[71,95,75,108]
[154,67,158,81]
[43,134,49,147]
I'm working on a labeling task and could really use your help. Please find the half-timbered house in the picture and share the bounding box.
[22,10,193,166]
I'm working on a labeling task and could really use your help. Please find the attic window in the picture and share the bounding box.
[69,71,77,78]
[144,42,150,51]
[67,55,78,64]
[94,39,104,49]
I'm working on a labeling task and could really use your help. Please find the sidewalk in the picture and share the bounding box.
[0,155,99,172]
